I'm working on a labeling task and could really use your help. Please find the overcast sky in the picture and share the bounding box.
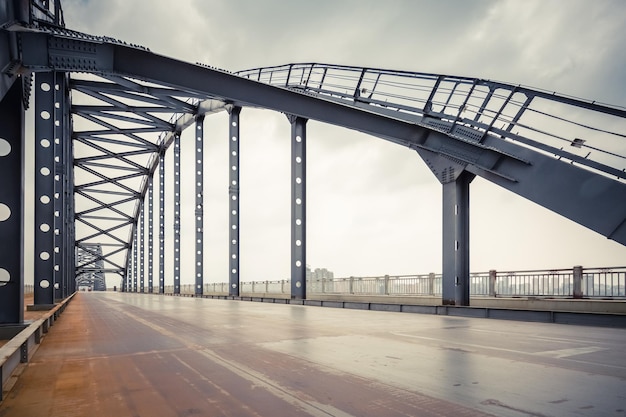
[56,0,626,284]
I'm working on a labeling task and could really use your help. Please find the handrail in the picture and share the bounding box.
[236,63,626,182]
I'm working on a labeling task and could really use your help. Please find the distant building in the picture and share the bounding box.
[306,266,334,281]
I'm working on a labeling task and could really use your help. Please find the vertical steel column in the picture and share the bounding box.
[125,252,131,294]
[442,171,474,306]
[195,116,205,296]
[173,133,181,294]
[138,203,144,293]
[158,151,165,294]
[228,107,241,297]
[64,78,74,296]
[53,72,68,300]
[148,177,154,293]
[132,225,138,292]
[289,116,307,299]
[0,80,25,324]
[33,72,57,307]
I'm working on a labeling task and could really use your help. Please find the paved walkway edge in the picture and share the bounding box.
[0,292,76,401]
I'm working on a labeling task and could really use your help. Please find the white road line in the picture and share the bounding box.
[534,346,607,358]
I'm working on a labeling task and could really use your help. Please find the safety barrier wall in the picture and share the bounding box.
[157,266,626,299]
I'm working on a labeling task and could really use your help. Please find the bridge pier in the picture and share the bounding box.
[0,80,25,324]
[415,146,475,306]
[442,171,474,306]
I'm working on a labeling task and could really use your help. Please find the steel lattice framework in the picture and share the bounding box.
[1,0,625,323]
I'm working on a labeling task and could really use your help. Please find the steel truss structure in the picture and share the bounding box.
[1,0,625,323]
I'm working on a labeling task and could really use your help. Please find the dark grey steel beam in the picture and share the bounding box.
[138,203,144,293]
[173,133,181,294]
[53,72,69,300]
[158,150,165,294]
[289,116,307,299]
[442,172,474,306]
[0,80,24,324]
[195,116,204,296]
[33,72,56,306]
[228,107,241,297]
[148,177,154,293]
[132,225,138,292]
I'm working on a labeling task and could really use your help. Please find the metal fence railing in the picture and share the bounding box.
[113,266,626,299]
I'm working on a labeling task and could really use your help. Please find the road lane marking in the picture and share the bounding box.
[534,346,607,359]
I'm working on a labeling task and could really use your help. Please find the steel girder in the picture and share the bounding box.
[236,64,626,246]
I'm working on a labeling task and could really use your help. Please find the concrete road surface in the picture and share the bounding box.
[1,292,625,416]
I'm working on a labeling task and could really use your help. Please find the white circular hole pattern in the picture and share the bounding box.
[39,279,50,289]
[40,139,51,148]
[40,167,50,176]
[0,139,10,157]
[0,203,10,222]
[40,251,50,261]
[40,195,51,204]
[0,268,9,283]
[40,111,51,120]
[40,82,51,92]
[40,223,50,232]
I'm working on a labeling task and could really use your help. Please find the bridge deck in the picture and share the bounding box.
[1,293,625,417]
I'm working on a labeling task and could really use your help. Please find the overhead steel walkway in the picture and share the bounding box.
[1,0,625,324]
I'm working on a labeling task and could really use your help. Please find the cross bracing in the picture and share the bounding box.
[1,0,625,319]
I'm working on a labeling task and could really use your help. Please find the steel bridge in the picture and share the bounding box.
[1,0,626,325]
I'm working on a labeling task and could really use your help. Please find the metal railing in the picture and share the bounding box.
[151,266,626,299]
[237,63,626,182]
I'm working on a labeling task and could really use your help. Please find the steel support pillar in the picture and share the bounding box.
[132,225,138,292]
[138,203,144,293]
[53,72,70,300]
[33,72,57,306]
[173,133,181,294]
[195,116,205,296]
[124,252,131,293]
[442,171,474,306]
[158,151,165,294]
[148,177,154,293]
[228,107,241,297]
[289,116,307,299]
[0,80,24,324]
